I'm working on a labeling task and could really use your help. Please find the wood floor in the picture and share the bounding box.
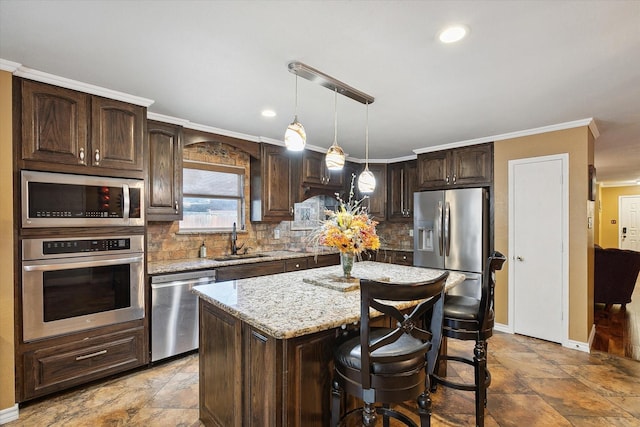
[592,275,640,361]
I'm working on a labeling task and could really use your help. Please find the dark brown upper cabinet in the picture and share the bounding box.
[250,144,300,222]
[418,143,493,189]
[387,159,417,221]
[299,150,345,200]
[19,78,145,178]
[146,120,183,221]
[358,163,387,222]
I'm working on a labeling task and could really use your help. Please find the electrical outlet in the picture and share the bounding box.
[274,229,281,239]
[409,229,414,237]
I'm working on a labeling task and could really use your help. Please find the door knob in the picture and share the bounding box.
[516,256,524,261]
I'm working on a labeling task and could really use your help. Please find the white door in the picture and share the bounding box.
[509,155,567,344]
[620,196,640,250]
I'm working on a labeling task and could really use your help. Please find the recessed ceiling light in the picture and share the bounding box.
[438,25,468,44]
[261,109,276,118]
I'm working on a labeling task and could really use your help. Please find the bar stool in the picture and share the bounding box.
[430,251,506,427]
[331,271,449,427]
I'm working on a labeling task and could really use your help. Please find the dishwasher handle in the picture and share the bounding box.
[150,277,215,289]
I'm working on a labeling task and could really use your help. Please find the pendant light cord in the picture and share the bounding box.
[365,101,370,169]
[333,88,338,146]
[294,75,299,119]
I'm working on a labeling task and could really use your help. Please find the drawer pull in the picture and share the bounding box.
[75,350,107,361]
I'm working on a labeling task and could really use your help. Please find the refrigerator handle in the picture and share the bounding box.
[444,201,451,256]
[437,201,443,256]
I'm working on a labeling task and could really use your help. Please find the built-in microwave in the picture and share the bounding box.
[21,170,144,228]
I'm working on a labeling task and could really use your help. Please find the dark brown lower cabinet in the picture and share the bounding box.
[19,321,146,401]
[199,299,337,427]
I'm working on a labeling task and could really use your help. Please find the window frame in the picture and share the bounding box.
[179,160,246,233]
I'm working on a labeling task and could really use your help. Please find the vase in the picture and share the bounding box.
[341,252,355,279]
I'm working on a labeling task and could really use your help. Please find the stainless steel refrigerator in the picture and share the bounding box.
[414,188,488,297]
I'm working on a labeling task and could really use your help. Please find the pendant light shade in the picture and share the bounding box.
[358,101,376,193]
[285,75,306,151]
[325,88,345,170]
[357,167,376,193]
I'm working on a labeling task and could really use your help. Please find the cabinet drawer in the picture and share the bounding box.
[216,260,286,282]
[308,253,340,268]
[23,326,145,400]
[393,252,414,266]
[285,258,308,272]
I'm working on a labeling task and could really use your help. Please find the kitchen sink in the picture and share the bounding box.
[214,254,270,261]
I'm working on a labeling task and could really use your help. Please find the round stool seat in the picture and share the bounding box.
[443,295,480,321]
[335,328,429,375]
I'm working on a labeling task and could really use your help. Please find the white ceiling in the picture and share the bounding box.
[1,0,639,184]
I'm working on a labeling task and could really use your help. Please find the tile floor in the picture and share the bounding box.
[6,331,640,426]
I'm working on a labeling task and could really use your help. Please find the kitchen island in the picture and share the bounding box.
[193,261,465,427]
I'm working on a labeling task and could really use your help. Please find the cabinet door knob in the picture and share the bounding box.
[94,149,101,165]
[446,175,450,184]
[452,174,457,183]
[290,206,294,215]
[175,200,179,213]
[78,147,86,164]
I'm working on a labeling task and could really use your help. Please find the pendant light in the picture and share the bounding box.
[284,74,306,151]
[325,88,345,170]
[358,101,376,193]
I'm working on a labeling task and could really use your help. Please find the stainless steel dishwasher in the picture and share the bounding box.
[150,269,216,362]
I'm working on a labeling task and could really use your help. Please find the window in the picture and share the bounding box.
[179,161,245,232]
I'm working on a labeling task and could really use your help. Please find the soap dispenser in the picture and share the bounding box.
[199,241,207,258]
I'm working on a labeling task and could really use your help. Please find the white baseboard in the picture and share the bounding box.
[564,338,591,353]
[0,404,19,425]
[494,322,591,353]
[493,322,512,334]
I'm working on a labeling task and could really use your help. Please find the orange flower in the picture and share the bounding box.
[309,175,380,255]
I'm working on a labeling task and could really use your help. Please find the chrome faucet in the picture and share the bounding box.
[231,222,244,255]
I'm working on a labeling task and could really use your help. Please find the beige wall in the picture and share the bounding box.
[494,126,594,343]
[0,71,16,410]
[598,185,640,248]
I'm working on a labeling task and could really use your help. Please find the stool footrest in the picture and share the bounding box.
[431,355,491,391]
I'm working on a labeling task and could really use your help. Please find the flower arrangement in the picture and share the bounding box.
[310,175,380,256]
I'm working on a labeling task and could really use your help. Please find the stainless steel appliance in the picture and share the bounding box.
[151,269,216,361]
[21,170,144,228]
[414,188,488,296]
[21,235,145,342]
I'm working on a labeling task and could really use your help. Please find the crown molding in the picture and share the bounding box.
[413,118,598,155]
[184,121,260,143]
[13,66,154,107]
[599,181,640,188]
[147,112,191,126]
[0,58,21,72]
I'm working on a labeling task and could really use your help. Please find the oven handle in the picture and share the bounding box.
[23,255,143,272]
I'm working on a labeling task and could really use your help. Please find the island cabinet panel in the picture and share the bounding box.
[244,327,279,426]
[18,78,145,178]
[199,299,339,426]
[283,329,336,426]
[199,301,243,427]
[146,120,183,220]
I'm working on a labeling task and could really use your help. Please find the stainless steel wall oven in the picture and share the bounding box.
[21,235,145,342]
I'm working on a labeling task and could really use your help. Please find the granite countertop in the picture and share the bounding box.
[192,261,465,340]
[148,250,337,275]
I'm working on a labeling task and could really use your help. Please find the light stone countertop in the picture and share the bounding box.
[148,250,335,275]
[192,261,465,339]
